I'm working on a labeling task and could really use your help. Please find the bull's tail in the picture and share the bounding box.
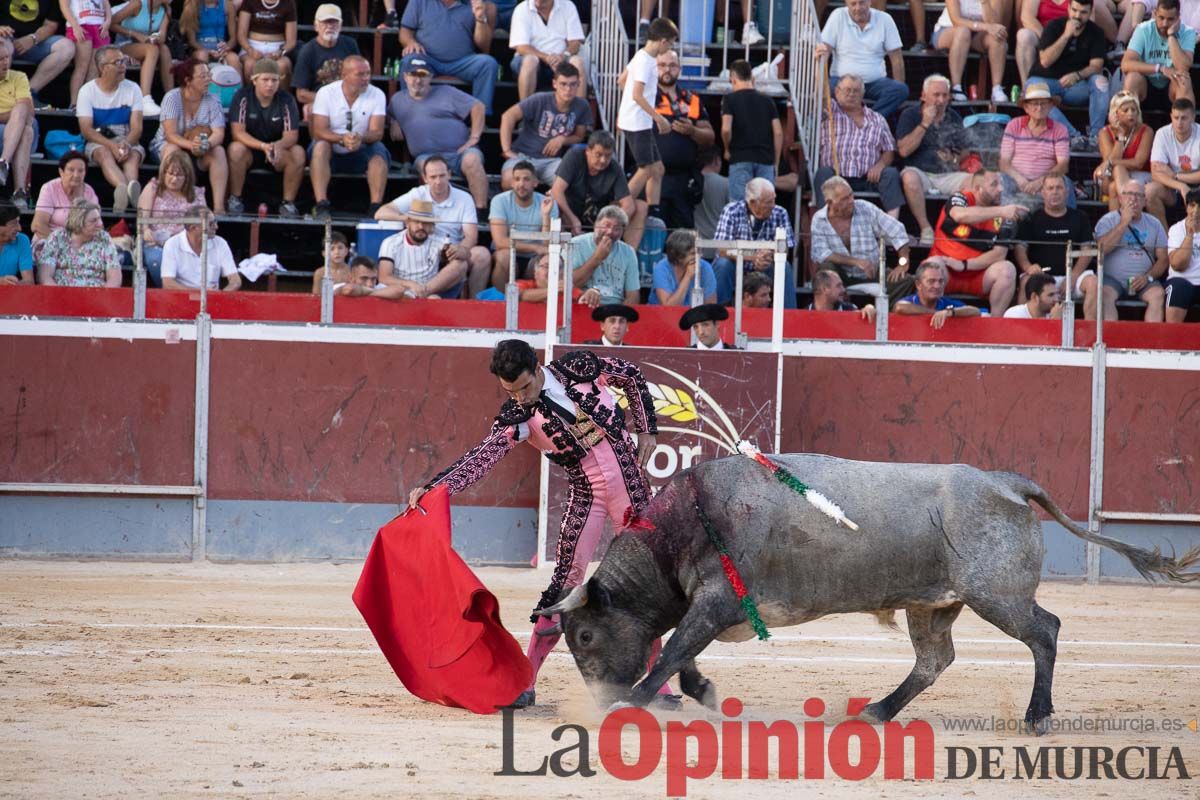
[1003,473,1200,584]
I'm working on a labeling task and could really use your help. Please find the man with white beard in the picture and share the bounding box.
[292,4,360,114]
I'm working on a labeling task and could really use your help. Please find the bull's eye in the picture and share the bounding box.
[579,630,593,646]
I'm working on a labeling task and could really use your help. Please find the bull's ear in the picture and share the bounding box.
[537,583,588,616]
[588,577,613,610]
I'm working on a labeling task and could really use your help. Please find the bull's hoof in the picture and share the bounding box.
[858,701,890,724]
[1026,714,1053,736]
[606,700,636,713]
[697,681,718,711]
[505,689,536,709]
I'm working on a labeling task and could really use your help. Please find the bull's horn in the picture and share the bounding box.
[536,583,588,616]
[535,623,562,637]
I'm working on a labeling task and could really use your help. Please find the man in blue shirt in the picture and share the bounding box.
[1120,0,1196,105]
[488,159,558,287]
[0,203,32,285]
[895,261,981,329]
[399,0,500,114]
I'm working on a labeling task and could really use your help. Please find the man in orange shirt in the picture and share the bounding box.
[923,170,1025,314]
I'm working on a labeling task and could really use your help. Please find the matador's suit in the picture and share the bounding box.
[424,349,661,688]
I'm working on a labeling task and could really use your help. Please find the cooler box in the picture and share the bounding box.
[356,221,405,260]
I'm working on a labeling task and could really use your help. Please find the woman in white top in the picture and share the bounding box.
[933,0,1012,104]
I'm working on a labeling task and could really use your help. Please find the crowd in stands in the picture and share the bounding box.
[1,0,1200,325]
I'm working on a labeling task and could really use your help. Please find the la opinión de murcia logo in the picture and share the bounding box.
[495,697,1193,795]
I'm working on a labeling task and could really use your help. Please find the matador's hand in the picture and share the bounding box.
[636,434,657,469]
[407,486,427,511]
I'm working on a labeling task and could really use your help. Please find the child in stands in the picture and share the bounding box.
[61,0,113,105]
[617,17,677,223]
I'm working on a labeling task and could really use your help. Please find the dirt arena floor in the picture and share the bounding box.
[1,561,1197,799]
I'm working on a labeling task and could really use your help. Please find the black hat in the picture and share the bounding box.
[591,304,639,323]
[678,303,729,330]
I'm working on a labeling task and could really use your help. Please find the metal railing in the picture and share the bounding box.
[590,0,630,138]
[790,0,824,190]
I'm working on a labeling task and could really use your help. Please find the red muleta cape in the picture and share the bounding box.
[352,485,532,713]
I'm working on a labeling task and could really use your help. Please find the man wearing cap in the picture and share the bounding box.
[680,303,738,349]
[389,54,488,211]
[309,56,389,221]
[293,4,360,114]
[375,198,470,298]
[227,58,305,217]
[508,0,586,100]
[399,0,500,115]
[585,304,638,346]
[1000,83,1074,206]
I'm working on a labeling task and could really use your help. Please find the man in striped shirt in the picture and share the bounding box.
[814,74,903,217]
[226,59,305,217]
[999,82,1074,207]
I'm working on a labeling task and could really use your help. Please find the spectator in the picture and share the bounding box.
[712,177,798,309]
[1093,178,1167,320]
[333,255,382,297]
[62,0,112,105]
[1165,188,1200,322]
[0,203,31,284]
[0,38,35,208]
[679,303,737,350]
[816,74,902,218]
[810,175,911,298]
[499,61,591,189]
[508,0,585,100]
[569,204,639,305]
[137,150,206,285]
[1014,175,1099,312]
[161,204,242,291]
[311,230,350,292]
[376,198,469,298]
[0,0,75,109]
[694,148,728,254]
[814,0,907,120]
[741,271,772,308]
[110,0,171,116]
[309,55,388,221]
[898,74,971,246]
[549,130,646,247]
[292,4,359,112]
[1115,0,1153,54]
[516,251,585,303]
[808,267,877,321]
[926,170,1023,314]
[721,58,781,206]
[1017,0,1116,88]
[32,150,99,250]
[227,58,304,216]
[999,82,1073,206]
[1025,0,1109,149]
[150,58,229,214]
[584,304,637,346]
[931,0,1010,104]
[390,54,488,211]
[895,261,982,328]
[36,200,121,286]
[618,17,675,224]
[77,45,144,212]
[380,0,400,29]
[375,155,491,297]
[639,0,762,45]
[653,49,716,230]
[1094,90,1153,211]
[650,228,717,306]
[178,0,240,69]
[1003,271,1063,317]
[1121,0,1195,104]
[488,159,558,288]
[236,0,296,85]
[400,0,500,115]
[1146,97,1200,229]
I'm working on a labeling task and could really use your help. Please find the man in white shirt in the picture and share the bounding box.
[1164,188,1200,321]
[680,302,739,350]
[309,56,389,221]
[1146,96,1200,228]
[1003,272,1062,318]
[374,154,490,297]
[814,0,907,120]
[375,198,468,298]
[76,45,144,213]
[160,206,242,291]
[508,0,586,99]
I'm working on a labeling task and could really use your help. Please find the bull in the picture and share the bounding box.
[536,454,1199,731]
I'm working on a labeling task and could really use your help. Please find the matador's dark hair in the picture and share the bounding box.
[490,340,539,382]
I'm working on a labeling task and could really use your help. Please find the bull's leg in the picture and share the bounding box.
[860,604,962,724]
[678,659,718,710]
[966,599,1061,734]
[624,594,743,709]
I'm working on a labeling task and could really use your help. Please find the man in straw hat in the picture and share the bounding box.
[374,198,469,298]
[584,303,638,346]
[999,82,1075,207]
